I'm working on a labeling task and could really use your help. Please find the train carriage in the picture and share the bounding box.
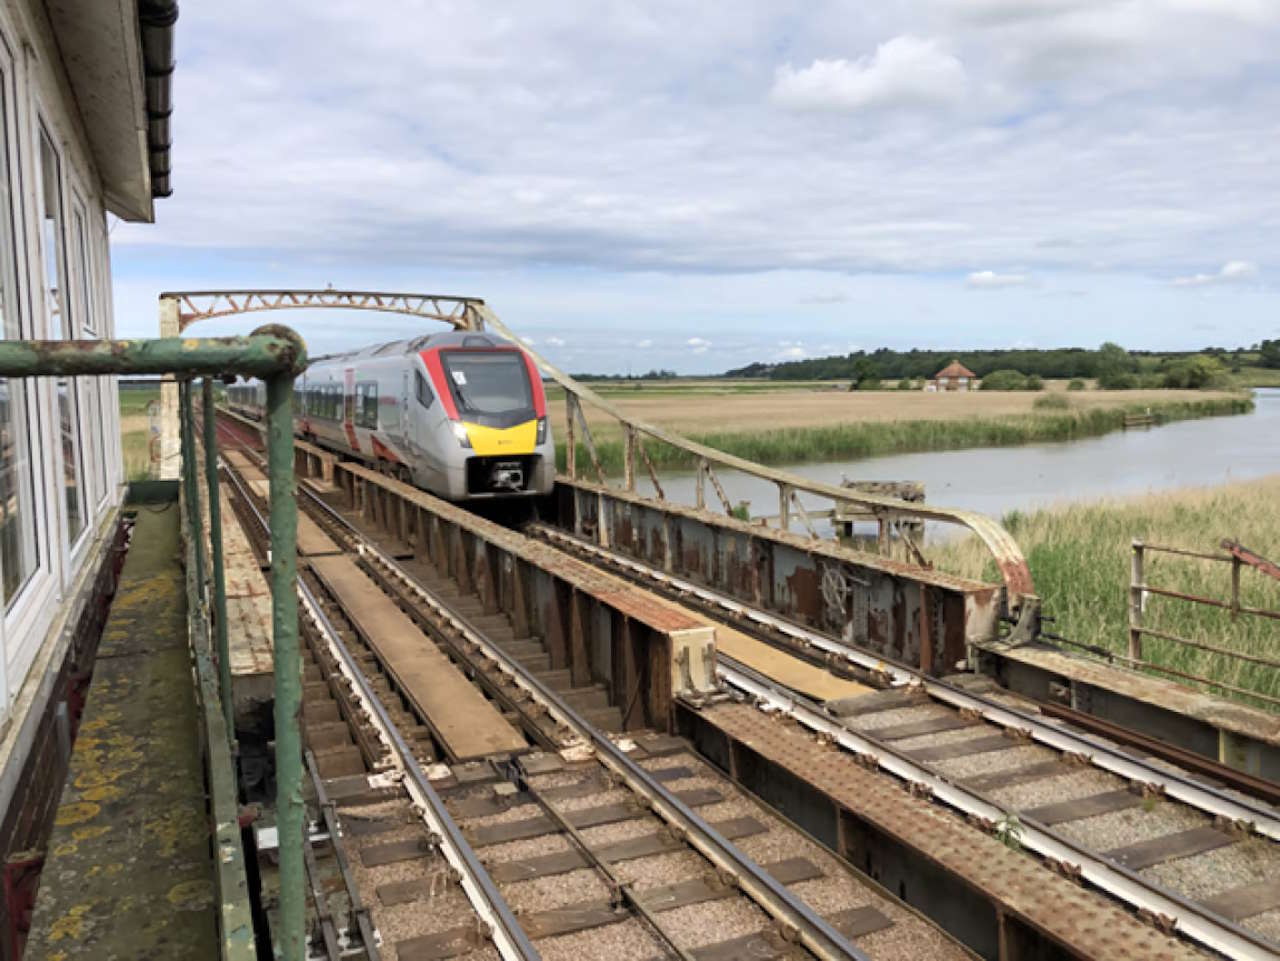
[229,330,554,499]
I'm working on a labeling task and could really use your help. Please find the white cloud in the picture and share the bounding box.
[635,338,653,348]
[1171,260,1259,287]
[966,270,1032,288]
[107,2,1280,370]
[520,335,536,345]
[687,336,712,354]
[545,335,567,346]
[781,345,807,359]
[771,36,967,112]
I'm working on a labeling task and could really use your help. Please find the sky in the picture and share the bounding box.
[111,0,1280,374]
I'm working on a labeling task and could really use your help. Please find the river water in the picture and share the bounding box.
[642,388,1280,537]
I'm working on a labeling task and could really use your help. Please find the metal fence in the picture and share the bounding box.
[0,329,308,960]
[1128,538,1280,709]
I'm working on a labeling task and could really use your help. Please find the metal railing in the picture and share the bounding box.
[0,328,309,960]
[474,304,1035,604]
[1129,539,1280,709]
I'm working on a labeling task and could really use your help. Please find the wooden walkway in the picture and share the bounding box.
[309,554,527,760]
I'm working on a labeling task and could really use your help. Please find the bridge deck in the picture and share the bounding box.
[25,508,218,960]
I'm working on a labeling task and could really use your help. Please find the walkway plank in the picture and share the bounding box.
[310,554,526,760]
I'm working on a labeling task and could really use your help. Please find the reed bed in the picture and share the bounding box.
[556,395,1252,475]
[932,476,1280,711]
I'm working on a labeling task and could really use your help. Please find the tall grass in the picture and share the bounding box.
[119,387,159,481]
[556,394,1253,474]
[932,476,1280,711]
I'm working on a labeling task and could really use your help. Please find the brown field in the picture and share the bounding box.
[552,386,1245,443]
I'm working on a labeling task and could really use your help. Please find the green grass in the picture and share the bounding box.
[119,385,161,415]
[555,394,1254,474]
[544,380,839,401]
[1236,366,1280,388]
[119,386,160,481]
[932,476,1280,712]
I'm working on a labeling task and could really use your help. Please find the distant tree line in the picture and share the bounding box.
[571,368,678,381]
[723,342,1269,383]
[1260,338,1280,369]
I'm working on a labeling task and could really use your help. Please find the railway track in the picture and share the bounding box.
[213,420,974,961]
[526,522,1280,958]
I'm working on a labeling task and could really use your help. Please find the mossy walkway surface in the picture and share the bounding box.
[26,507,216,961]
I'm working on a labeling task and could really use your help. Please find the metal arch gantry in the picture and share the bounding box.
[155,289,1034,604]
[155,290,486,480]
[166,289,486,331]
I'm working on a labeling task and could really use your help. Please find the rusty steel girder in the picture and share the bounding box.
[548,479,1002,674]
[330,460,717,732]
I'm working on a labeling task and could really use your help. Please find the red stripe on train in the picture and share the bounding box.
[522,351,546,418]
[420,349,460,421]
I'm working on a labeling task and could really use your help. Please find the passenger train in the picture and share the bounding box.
[228,331,555,500]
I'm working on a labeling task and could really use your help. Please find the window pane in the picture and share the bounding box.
[440,352,532,415]
[38,127,87,545]
[72,206,96,334]
[38,130,66,338]
[415,370,433,408]
[58,379,84,542]
[0,73,37,605]
[0,379,37,603]
[89,377,107,500]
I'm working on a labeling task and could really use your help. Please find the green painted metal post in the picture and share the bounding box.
[180,382,206,600]
[0,327,310,960]
[266,372,303,961]
[203,378,235,742]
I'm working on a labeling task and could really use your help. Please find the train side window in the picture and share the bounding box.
[355,382,377,429]
[414,370,433,408]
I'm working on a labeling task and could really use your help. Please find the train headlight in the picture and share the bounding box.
[535,417,547,445]
[451,421,472,448]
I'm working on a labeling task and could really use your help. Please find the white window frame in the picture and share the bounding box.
[92,209,122,491]
[68,186,108,512]
[0,24,58,710]
[32,109,90,589]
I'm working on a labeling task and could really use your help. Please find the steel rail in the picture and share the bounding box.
[292,482,584,740]
[512,769,698,961]
[267,465,870,961]
[532,524,1280,840]
[222,455,542,961]
[296,578,543,961]
[1037,702,1280,808]
[718,658,1278,961]
[305,751,382,961]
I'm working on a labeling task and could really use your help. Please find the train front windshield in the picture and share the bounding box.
[441,351,533,416]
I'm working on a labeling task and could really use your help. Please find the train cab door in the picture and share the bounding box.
[410,366,442,461]
[400,371,410,443]
[342,367,359,451]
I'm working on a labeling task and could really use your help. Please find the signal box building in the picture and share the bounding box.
[0,0,174,951]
